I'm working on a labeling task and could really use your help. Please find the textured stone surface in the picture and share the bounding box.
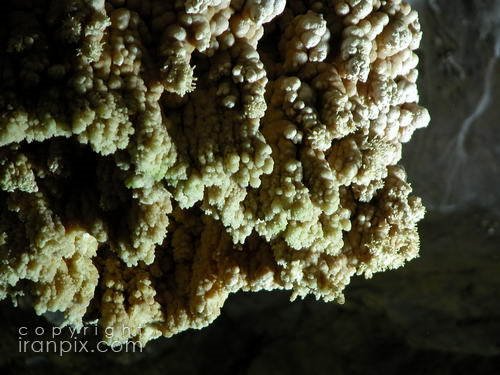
[406,0,500,213]
[1,0,499,373]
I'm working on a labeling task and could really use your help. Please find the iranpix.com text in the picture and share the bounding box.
[18,325,143,355]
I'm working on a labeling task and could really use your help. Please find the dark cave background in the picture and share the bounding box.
[1,1,499,374]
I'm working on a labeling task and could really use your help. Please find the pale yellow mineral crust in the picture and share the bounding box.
[0,0,429,346]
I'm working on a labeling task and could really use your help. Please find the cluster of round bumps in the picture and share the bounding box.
[0,0,429,346]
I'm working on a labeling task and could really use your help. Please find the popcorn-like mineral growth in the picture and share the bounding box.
[0,0,429,346]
